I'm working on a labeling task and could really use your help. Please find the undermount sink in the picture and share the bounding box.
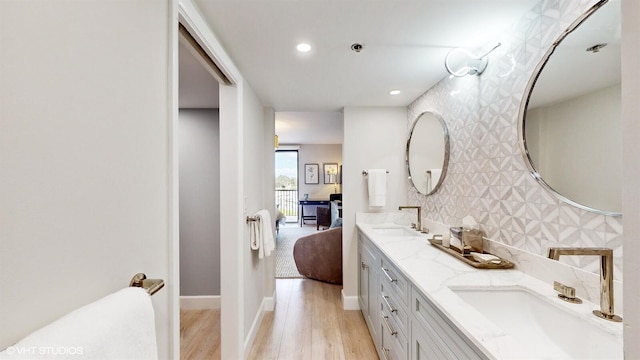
[451,287,622,359]
[371,226,417,237]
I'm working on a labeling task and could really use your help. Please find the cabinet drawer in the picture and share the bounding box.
[380,308,408,360]
[411,288,486,360]
[380,256,409,306]
[380,282,409,337]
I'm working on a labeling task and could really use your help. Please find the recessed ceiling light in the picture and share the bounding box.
[389,90,401,95]
[296,43,311,52]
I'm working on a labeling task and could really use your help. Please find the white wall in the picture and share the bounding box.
[527,85,621,211]
[0,1,172,356]
[179,109,220,296]
[241,79,272,351]
[342,107,409,307]
[298,144,343,200]
[263,108,277,311]
[621,0,640,355]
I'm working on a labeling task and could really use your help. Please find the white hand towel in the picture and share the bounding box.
[367,169,387,208]
[250,209,275,259]
[0,287,157,359]
[430,168,442,185]
[427,168,442,192]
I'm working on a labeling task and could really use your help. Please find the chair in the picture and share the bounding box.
[330,193,342,219]
[316,206,331,230]
[293,227,342,284]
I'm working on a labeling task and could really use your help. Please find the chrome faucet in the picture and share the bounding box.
[398,206,421,232]
[547,247,622,322]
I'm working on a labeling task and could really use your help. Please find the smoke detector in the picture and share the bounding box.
[350,43,364,53]
[586,43,607,53]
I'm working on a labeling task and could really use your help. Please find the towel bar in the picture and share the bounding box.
[362,170,389,176]
[246,216,260,223]
[129,273,164,295]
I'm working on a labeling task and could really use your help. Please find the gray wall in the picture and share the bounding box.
[179,109,220,296]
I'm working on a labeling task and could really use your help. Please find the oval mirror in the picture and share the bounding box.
[519,0,621,216]
[406,112,450,195]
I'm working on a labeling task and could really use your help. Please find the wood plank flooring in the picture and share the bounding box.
[180,308,221,360]
[180,279,377,360]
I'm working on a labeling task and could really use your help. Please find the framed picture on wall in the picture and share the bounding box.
[323,163,339,184]
[304,163,319,184]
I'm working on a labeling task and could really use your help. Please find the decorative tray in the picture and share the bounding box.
[428,238,515,269]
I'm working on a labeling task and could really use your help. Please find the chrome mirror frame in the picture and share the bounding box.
[517,0,621,217]
[406,111,450,196]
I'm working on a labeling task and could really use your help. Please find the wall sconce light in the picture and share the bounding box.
[444,42,501,77]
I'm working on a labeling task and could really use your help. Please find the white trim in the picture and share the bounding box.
[263,289,277,311]
[177,2,245,359]
[342,290,360,310]
[277,145,300,151]
[178,0,239,84]
[168,1,180,359]
[180,295,221,310]
[244,297,267,358]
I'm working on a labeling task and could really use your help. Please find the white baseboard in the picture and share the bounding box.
[180,295,221,310]
[342,290,360,310]
[244,297,268,357]
[263,289,277,311]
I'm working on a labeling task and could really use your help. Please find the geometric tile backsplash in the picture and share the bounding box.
[407,0,623,279]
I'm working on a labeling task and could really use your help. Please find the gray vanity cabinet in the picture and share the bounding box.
[358,235,380,349]
[358,230,487,360]
[410,288,486,360]
[379,257,410,359]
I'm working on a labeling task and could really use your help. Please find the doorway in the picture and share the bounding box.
[275,149,299,223]
[177,27,222,360]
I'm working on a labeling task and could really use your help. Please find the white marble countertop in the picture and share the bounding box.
[356,221,623,359]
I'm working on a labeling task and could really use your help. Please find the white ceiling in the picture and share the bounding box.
[276,111,343,145]
[182,1,543,143]
[194,0,538,112]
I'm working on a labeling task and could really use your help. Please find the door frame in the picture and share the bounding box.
[170,1,244,358]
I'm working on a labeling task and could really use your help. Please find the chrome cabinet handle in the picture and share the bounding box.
[361,261,369,270]
[382,295,397,313]
[381,267,397,283]
[382,347,391,360]
[381,315,397,336]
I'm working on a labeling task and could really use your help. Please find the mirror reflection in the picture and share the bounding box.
[521,0,621,215]
[407,112,449,195]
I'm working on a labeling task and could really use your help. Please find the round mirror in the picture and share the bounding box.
[519,0,621,216]
[406,112,450,195]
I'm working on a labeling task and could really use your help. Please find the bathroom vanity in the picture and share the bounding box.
[359,226,486,359]
[357,216,623,359]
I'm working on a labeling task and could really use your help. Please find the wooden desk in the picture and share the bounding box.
[299,200,329,226]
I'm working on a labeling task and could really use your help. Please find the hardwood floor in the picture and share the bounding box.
[248,279,377,359]
[180,308,221,360]
[180,279,377,360]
